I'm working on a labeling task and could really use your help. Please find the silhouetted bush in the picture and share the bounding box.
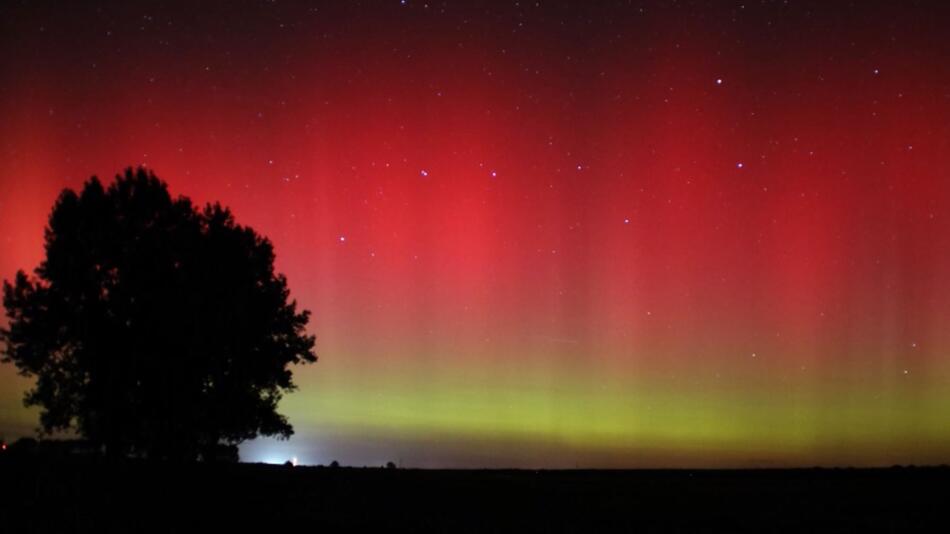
[9,437,38,455]
[201,443,239,463]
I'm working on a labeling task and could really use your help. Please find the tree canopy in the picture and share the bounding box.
[1,168,317,460]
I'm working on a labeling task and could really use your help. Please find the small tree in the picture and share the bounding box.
[1,167,317,460]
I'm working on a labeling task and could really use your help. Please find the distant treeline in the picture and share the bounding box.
[0,437,239,463]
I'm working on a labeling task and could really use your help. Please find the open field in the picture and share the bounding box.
[1,457,947,532]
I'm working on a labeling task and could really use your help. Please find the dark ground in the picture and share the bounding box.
[1,455,947,532]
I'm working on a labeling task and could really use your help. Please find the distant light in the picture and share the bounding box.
[420,169,429,177]
[339,236,346,243]
[736,162,744,169]
[623,218,630,224]
[490,170,498,177]
[715,78,723,85]
[291,456,299,467]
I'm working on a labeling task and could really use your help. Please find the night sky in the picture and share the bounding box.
[2,1,950,468]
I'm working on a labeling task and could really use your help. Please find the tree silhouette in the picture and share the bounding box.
[1,167,317,460]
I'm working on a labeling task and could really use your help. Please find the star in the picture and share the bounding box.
[736,162,744,169]
[715,78,723,85]
[420,169,429,177]
[338,235,346,243]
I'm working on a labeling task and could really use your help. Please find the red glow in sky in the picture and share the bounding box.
[2,1,950,467]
